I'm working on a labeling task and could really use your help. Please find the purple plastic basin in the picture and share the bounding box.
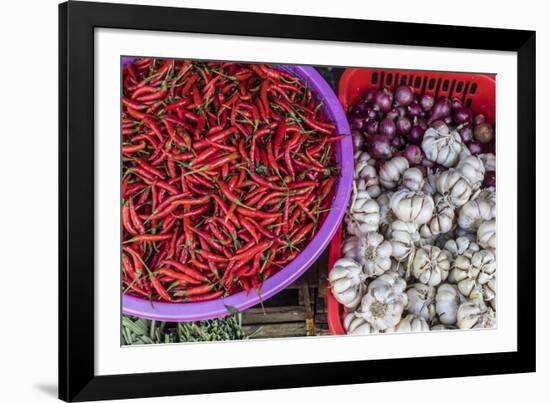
[122,57,353,321]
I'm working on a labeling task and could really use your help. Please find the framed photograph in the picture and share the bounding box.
[59,1,536,401]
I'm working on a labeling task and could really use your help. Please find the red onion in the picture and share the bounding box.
[408,125,425,145]
[414,164,428,176]
[367,134,392,159]
[391,135,406,150]
[415,116,428,130]
[396,105,407,118]
[459,126,474,143]
[473,114,486,125]
[403,144,423,164]
[453,107,473,125]
[379,118,397,139]
[431,120,447,130]
[351,130,365,150]
[396,116,412,135]
[365,119,379,135]
[450,97,463,110]
[350,117,365,130]
[420,94,434,111]
[483,170,496,188]
[351,102,367,117]
[408,102,422,117]
[386,108,400,121]
[468,141,484,155]
[473,122,495,143]
[444,116,453,125]
[373,90,392,113]
[429,98,452,122]
[395,85,414,106]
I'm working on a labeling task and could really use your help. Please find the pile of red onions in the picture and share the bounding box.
[349,86,496,174]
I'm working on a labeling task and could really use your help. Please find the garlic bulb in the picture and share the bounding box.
[378,191,396,238]
[389,220,419,262]
[422,174,438,195]
[328,258,366,309]
[484,277,496,308]
[477,219,496,249]
[419,195,455,238]
[435,283,462,325]
[355,164,381,198]
[357,272,408,331]
[422,124,463,167]
[436,169,473,207]
[389,259,407,277]
[406,283,436,322]
[386,314,430,333]
[346,188,380,236]
[343,312,379,335]
[379,156,409,189]
[412,246,451,286]
[390,188,435,226]
[479,153,496,172]
[458,194,494,230]
[443,237,480,261]
[452,249,496,299]
[341,233,392,277]
[402,167,425,192]
[457,155,485,190]
[457,299,495,329]
[362,232,393,277]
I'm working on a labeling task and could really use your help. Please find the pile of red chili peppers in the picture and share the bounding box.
[122,58,342,303]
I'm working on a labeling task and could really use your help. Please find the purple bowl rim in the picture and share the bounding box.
[121,58,353,321]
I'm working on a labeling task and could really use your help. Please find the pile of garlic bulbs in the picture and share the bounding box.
[330,123,496,335]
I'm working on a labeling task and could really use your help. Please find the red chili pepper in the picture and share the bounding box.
[161,260,207,282]
[151,277,172,301]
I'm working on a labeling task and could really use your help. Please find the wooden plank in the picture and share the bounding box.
[243,322,307,339]
[241,305,307,325]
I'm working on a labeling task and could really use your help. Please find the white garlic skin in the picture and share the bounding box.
[390,188,435,226]
[386,314,430,333]
[402,167,425,192]
[406,283,436,322]
[422,124,463,167]
[412,246,451,286]
[435,283,463,325]
[357,272,408,331]
[379,156,409,189]
[477,219,496,249]
[329,258,366,309]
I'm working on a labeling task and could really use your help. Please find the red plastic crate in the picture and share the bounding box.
[327,68,496,335]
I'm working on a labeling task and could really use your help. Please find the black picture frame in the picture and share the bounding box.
[59,1,536,401]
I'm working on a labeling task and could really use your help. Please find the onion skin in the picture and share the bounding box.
[459,126,474,143]
[386,108,400,121]
[403,144,424,165]
[408,125,425,145]
[374,90,392,113]
[365,119,379,135]
[391,135,406,150]
[473,114,486,125]
[483,170,496,187]
[468,141,484,155]
[395,85,414,106]
[420,94,435,111]
[350,117,365,130]
[430,98,452,122]
[396,116,412,135]
[473,122,495,143]
[351,130,365,150]
[408,103,422,117]
[454,107,473,125]
[379,118,397,140]
[367,134,392,159]
[451,97,463,110]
